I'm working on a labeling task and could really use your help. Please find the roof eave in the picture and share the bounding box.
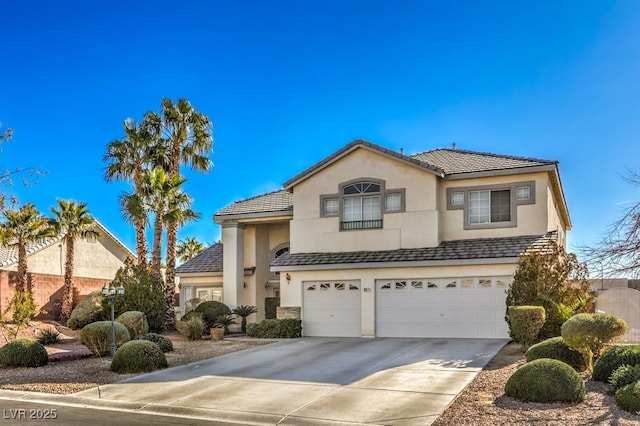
[214,209,294,224]
[176,271,223,278]
[444,164,557,180]
[271,257,520,271]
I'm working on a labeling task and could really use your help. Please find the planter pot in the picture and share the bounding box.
[210,328,224,341]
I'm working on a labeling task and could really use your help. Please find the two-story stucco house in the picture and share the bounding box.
[176,140,569,338]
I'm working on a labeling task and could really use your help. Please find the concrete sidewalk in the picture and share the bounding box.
[1,338,507,425]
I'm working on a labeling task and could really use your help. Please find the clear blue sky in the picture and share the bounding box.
[1,1,639,266]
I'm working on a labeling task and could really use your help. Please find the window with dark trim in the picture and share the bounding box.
[320,178,405,230]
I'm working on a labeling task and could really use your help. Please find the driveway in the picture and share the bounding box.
[73,337,507,425]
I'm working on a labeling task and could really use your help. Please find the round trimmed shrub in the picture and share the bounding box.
[615,381,640,414]
[136,333,174,352]
[0,339,48,367]
[116,311,149,339]
[525,337,587,372]
[505,358,585,403]
[110,340,168,373]
[194,301,231,329]
[67,290,103,330]
[80,321,130,357]
[593,345,640,382]
[610,365,640,394]
[508,305,546,347]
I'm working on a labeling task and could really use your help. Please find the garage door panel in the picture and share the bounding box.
[304,280,361,337]
[376,278,510,338]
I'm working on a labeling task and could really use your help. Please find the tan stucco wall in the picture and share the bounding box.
[280,262,517,337]
[290,148,440,253]
[441,172,557,240]
[4,235,128,280]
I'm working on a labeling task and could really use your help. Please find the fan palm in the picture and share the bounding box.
[176,237,206,263]
[50,200,99,323]
[0,204,55,293]
[232,305,258,334]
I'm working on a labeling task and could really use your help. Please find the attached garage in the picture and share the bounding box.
[303,280,361,337]
[376,277,511,338]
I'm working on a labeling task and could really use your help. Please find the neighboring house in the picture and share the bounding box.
[0,220,135,319]
[177,140,570,338]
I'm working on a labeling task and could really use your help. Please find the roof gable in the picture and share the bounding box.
[176,242,223,274]
[214,190,293,222]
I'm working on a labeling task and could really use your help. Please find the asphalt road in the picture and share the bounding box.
[0,400,237,426]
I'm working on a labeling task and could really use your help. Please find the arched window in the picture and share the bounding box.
[271,243,290,279]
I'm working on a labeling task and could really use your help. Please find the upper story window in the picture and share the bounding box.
[320,178,405,231]
[446,181,535,230]
[270,243,290,280]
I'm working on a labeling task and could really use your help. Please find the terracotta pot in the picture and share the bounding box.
[210,328,224,341]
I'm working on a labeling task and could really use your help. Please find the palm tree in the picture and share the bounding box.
[0,204,54,293]
[232,305,258,334]
[176,237,206,263]
[103,119,157,266]
[50,200,99,323]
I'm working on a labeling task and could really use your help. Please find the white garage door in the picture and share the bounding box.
[376,277,510,338]
[303,280,361,337]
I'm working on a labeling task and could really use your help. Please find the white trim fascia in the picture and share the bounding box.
[175,272,223,278]
[214,210,293,224]
[444,165,556,180]
[271,257,520,272]
[93,219,137,259]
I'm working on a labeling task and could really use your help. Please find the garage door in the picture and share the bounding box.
[303,280,361,337]
[376,277,510,338]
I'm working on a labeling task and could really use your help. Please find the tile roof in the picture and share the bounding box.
[215,190,293,218]
[411,148,556,175]
[271,232,557,268]
[175,242,223,274]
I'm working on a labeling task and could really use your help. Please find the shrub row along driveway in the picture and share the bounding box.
[73,337,507,425]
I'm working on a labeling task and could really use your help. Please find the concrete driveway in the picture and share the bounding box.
[72,337,506,425]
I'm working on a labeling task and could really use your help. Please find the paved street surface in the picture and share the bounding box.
[0,338,507,425]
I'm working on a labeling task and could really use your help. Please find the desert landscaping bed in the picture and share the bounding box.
[434,342,639,426]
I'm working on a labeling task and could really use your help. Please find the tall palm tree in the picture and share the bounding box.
[103,119,157,266]
[50,200,99,323]
[176,237,206,263]
[145,98,212,280]
[0,204,54,293]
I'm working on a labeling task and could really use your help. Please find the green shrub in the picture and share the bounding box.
[0,339,48,368]
[525,336,587,372]
[616,382,640,414]
[265,297,280,320]
[176,313,205,340]
[101,264,165,333]
[214,314,236,335]
[615,381,640,414]
[136,333,174,352]
[8,290,37,325]
[505,358,585,403]
[193,301,231,329]
[609,365,640,394]
[532,296,572,341]
[561,313,628,371]
[246,319,302,338]
[37,327,60,345]
[508,306,546,347]
[593,345,640,382]
[115,311,149,339]
[232,305,258,333]
[79,321,130,357]
[67,290,103,330]
[110,340,168,373]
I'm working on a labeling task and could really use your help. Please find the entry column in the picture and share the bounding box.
[222,222,246,309]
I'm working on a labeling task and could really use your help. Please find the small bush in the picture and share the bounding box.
[110,340,168,373]
[115,311,149,339]
[214,314,236,335]
[136,333,174,352]
[562,313,628,371]
[37,328,60,345]
[610,365,640,394]
[615,381,640,414]
[508,306,546,347]
[246,319,302,338]
[505,358,585,403]
[0,339,48,368]
[194,301,231,329]
[176,313,206,340]
[8,290,38,325]
[67,290,103,330]
[525,336,587,372]
[79,321,130,357]
[593,345,640,382]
